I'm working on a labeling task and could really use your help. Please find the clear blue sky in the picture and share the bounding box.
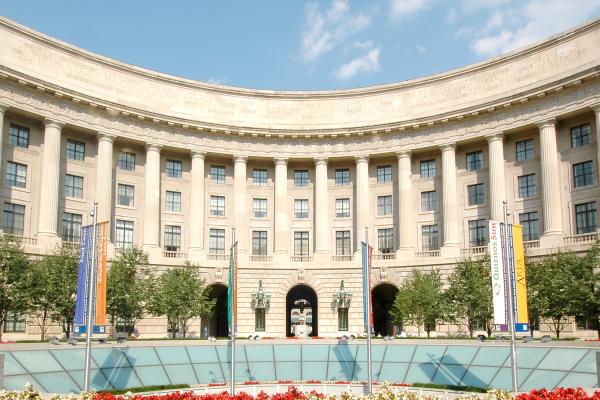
[2,0,600,90]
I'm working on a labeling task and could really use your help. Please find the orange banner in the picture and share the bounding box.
[95,221,108,325]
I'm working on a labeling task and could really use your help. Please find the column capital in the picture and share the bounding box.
[535,118,557,129]
[274,157,288,166]
[396,150,412,159]
[191,149,207,159]
[354,155,369,163]
[485,132,504,142]
[591,103,600,113]
[42,118,65,129]
[0,102,9,113]
[233,154,248,164]
[439,142,456,152]
[314,157,328,166]
[145,142,162,152]
[97,132,116,143]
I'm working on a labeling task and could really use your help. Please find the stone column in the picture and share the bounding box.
[594,105,600,187]
[487,133,506,222]
[233,155,248,258]
[95,133,115,226]
[142,143,162,258]
[537,119,564,246]
[0,104,7,192]
[37,119,63,246]
[274,157,289,261]
[189,150,206,262]
[440,143,460,257]
[314,158,330,258]
[397,151,414,255]
[355,155,370,247]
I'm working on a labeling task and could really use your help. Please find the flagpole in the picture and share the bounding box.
[83,201,98,392]
[365,226,373,394]
[503,201,519,393]
[230,227,236,396]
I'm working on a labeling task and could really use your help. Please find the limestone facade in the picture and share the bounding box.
[1,17,600,339]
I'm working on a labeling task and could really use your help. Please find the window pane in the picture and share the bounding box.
[335,230,351,255]
[377,195,393,216]
[294,231,309,256]
[210,195,225,216]
[294,199,309,219]
[164,225,181,251]
[467,183,485,206]
[466,151,483,171]
[5,161,27,188]
[62,212,82,242]
[209,228,226,254]
[211,166,226,183]
[575,202,597,234]
[115,219,134,248]
[420,191,437,211]
[335,169,350,185]
[377,228,394,253]
[518,174,536,198]
[421,224,439,251]
[66,140,85,161]
[253,169,268,186]
[573,161,594,188]
[8,124,29,148]
[571,124,592,148]
[118,152,136,171]
[519,212,539,241]
[377,165,392,183]
[253,198,267,218]
[165,191,182,212]
[252,231,268,255]
[166,160,182,178]
[3,202,25,235]
[64,174,83,199]
[468,219,487,246]
[516,139,534,161]
[420,160,436,178]
[336,198,350,218]
[117,184,135,206]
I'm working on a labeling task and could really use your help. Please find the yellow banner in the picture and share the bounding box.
[512,224,528,324]
[95,221,108,325]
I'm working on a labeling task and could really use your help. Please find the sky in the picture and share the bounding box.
[1,0,600,91]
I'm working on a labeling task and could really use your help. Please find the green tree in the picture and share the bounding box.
[0,235,30,342]
[390,269,446,338]
[107,247,151,335]
[147,261,215,338]
[26,246,78,340]
[445,256,493,338]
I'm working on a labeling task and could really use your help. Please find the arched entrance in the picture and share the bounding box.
[372,283,399,336]
[286,284,318,337]
[205,283,228,338]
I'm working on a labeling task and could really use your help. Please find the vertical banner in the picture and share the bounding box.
[511,224,529,332]
[361,242,374,333]
[95,222,108,325]
[227,242,238,335]
[74,225,92,325]
[489,221,507,325]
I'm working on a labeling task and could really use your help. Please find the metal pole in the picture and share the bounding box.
[503,201,519,393]
[230,228,236,396]
[84,201,98,392]
[365,226,373,394]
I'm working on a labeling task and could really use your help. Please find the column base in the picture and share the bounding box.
[540,232,565,249]
[273,251,289,264]
[36,233,60,251]
[313,251,330,263]
[142,244,162,263]
[440,244,460,258]
[396,247,415,260]
[188,247,206,263]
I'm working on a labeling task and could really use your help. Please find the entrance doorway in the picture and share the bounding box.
[372,283,399,336]
[286,285,318,337]
[206,283,228,338]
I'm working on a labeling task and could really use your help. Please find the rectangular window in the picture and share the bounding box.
[117,183,135,207]
[336,230,351,256]
[420,159,436,178]
[377,165,392,183]
[468,219,487,247]
[166,160,182,178]
[420,191,438,212]
[3,202,25,235]
[210,195,225,216]
[165,190,182,212]
[378,228,394,254]
[255,308,266,332]
[64,174,84,199]
[518,174,537,198]
[573,161,594,188]
[294,199,309,219]
[571,124,592,148]
[467,183,485,206]
[377,195,393,216]
[211,165,225,183]
[466,151,483,171]
[62,212,82,242]
[421,224,439,251]
[66,139,85,161]
[253,198,267,218]
[115,219,134,248]
[209,228,225,254]
[516,139,534,161]
[8,124,29,148]
[252,231,268,255]
[294,231,309,256]
[338,308,349,331]
[294,170,309,187]
[118,151,136,171]
[336,198,350,218]
[253,169,268,186]
[164,225,181,252]
[335,169,350,185]
[575,201,597,234]
[519,211,539,241]
[3,311,25,333]
[5,161,27,188]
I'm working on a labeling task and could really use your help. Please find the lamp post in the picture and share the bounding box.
[333,280,352,331]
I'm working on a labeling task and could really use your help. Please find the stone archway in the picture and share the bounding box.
[372,283,399,336]
[286,284,318,337]
[205,283,228,338]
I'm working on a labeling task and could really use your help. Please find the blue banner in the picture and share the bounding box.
[361,242,373,334]
[74,225,92,325]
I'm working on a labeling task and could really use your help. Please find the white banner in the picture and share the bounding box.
[489,221,507,325]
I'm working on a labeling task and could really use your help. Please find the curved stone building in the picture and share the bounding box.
[1,16,600,339]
